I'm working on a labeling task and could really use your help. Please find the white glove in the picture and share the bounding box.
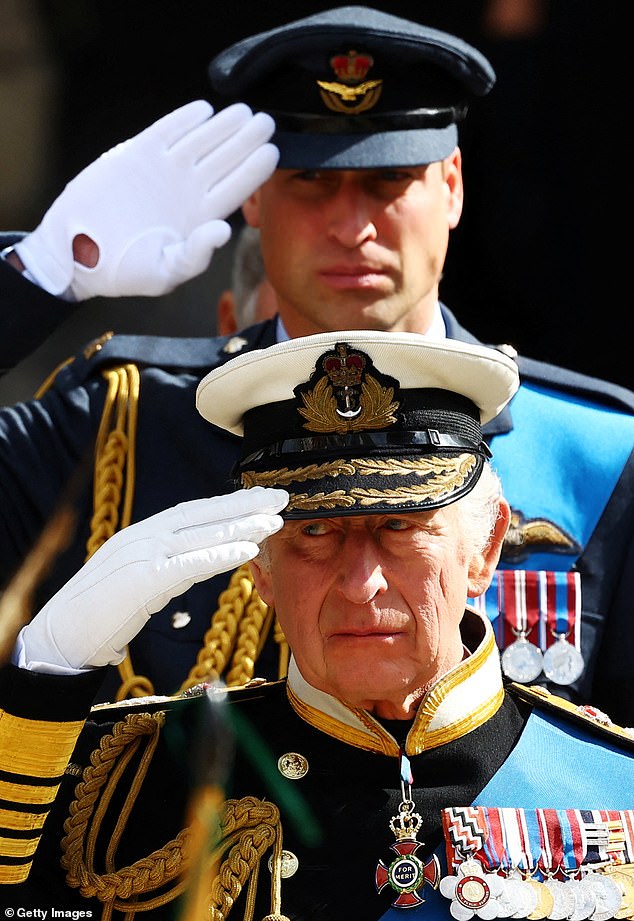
[16,487,288,673]
[15,101,279,299]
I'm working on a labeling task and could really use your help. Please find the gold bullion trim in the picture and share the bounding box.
[0,712,84,778]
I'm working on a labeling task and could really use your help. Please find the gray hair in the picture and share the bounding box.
[231,226,266,329]
[456,461,504,557]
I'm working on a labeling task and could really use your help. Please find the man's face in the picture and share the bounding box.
[251,502,497,720]
[242,152,463,339]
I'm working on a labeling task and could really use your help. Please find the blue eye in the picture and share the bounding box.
[384,518,409,531]
[302,521,329,536]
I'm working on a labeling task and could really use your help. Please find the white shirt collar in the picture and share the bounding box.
[275,302,446,343]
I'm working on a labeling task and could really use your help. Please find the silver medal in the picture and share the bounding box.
[495,877,518,918]
[542,635,585,685]
[543,877,577,920]
[566,877,597,921]
[582,871,624,921]
[501,636,544,683]
[515,880,539,919]
[503,870,539,919]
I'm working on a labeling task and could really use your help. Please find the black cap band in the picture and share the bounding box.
[240,430,491,468]
[269,103,469,135]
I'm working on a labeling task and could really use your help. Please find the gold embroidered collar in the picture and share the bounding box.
[286,607,504,757]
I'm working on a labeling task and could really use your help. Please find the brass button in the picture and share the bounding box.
[277,751,309,779]
[268,849,299,878]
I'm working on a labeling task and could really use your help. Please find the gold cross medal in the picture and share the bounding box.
[375,752,441,908]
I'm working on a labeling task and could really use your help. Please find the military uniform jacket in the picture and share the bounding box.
[1,239,634,719]
[1,611,634,920]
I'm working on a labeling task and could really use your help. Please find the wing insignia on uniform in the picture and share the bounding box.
[502,509,580,562]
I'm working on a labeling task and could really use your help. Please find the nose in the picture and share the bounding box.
[326,181,378,248]
[336,532,388,604]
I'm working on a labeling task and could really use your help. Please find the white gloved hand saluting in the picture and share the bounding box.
[16,487,288,674]
[15,101,278,299]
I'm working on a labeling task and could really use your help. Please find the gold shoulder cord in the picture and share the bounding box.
[61,711,193,916]
[62,712,289,920]
[37,359,289,700]
[207,797,290,921]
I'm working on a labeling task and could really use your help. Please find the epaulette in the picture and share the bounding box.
[74,320,276,378]
[88,676,285,722]
[38,319,278,395]
[508,681,634,750]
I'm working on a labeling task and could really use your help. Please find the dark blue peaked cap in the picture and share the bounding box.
[208,5,495,169]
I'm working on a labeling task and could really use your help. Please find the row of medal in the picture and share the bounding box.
[440,807,634,921]
[472,570,584,686]
[439,856,630,920]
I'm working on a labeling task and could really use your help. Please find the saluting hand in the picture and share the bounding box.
[15,101,278,299]
[16,487,288,673]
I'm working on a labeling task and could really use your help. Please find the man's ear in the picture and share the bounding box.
[216,289,239,336]
[443,147,464,230]
[241,192,261,228]
[249,555,275,606]
[467,498,510,598]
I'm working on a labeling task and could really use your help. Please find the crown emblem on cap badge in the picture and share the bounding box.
[322,346,365,388]
[317,50,382,114]
[296,342,399,434]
